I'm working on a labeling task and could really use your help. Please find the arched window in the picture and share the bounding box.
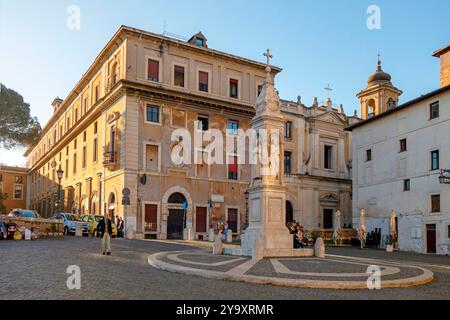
[367,99,376,118]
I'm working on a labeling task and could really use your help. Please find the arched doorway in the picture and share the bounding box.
[286,201,294,226]
[167,192,187,240]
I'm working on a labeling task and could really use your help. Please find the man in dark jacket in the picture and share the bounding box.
[98,213,113,255]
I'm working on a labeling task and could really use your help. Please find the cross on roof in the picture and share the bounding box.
[263,49,273,67]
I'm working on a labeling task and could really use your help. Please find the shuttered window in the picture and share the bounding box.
[199,71,209,92]
[228,155,238,180]
[148,59,159,82]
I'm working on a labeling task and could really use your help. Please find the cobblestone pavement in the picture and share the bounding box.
[1,238,449,300]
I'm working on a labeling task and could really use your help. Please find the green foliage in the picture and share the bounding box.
[0,83,41,149]
[0,192,8,215]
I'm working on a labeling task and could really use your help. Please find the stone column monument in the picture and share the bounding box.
[226,50,313,259]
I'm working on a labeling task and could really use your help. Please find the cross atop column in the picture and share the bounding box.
[263,49,273,67]
[324,84,333,99]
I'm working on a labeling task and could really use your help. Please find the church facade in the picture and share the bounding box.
[347,46,450,255]
[24,26,355,240]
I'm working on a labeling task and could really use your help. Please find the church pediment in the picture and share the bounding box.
[320,193,339,202]
[313,111,346,125]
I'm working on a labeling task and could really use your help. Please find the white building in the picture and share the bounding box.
[347,46,450,255]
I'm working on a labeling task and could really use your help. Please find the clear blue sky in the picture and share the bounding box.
[1,0,449,166]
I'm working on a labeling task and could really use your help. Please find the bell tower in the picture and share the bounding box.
[357,55,402,120]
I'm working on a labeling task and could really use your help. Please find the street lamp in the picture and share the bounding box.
[439,169,450,184]
[56,165,64,212]
[243,190,249,230]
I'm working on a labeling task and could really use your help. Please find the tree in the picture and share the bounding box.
[0,83,41,149]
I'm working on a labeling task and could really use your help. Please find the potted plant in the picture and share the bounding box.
[385,235,397,252]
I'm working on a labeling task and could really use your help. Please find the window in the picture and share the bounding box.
[257,84,263,97]
[448,225,450,239]
[400,139,407,152]
[83,97,88,114]
[75,108,79,122]
[93,122,98,163]
[366,149,372,162]
[430,101,439,119]
[13,184,23,200]
[195,38,204,47]
[431,194,440,213]
[229,79,238,98]
[431,150,439,171]
[404,179,410,191]
[82,145,87,169]
[15,176,23,184]
[174,65,185,87]
[148,59,159,82]
[199,71,209,92]
[227,120,239,136]
[94,85,99,103]
[146,105,160,123]
[324,145,333,169]
[73,139,77,174]
[284,151,292,174]
[197,116,209,131]
[228,155,238,180]
[284,121,292,139]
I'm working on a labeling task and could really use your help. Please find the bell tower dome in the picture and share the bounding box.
[357,55,402,119]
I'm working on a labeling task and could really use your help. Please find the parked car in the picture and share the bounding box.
[8,209,41,219]
[81,214,117,238]
[52,213,88,236]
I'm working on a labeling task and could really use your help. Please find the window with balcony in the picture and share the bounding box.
[148,59,159,82]
[199,71,209,92]
[174,65,185,87]
[229,79,238,98]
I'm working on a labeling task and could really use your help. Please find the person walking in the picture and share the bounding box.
[117,215,124,238]
[98,213,112,255]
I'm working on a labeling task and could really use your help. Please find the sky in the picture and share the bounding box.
[0,0,449,166]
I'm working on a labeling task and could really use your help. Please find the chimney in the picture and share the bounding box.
[433,44,450,88]
[51,97,63,113]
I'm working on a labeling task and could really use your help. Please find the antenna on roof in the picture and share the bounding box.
[161,20,189,41]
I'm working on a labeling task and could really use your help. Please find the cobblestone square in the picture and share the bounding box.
[1,238,449,300]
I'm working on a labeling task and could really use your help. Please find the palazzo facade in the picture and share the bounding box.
[25,26,355,240]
